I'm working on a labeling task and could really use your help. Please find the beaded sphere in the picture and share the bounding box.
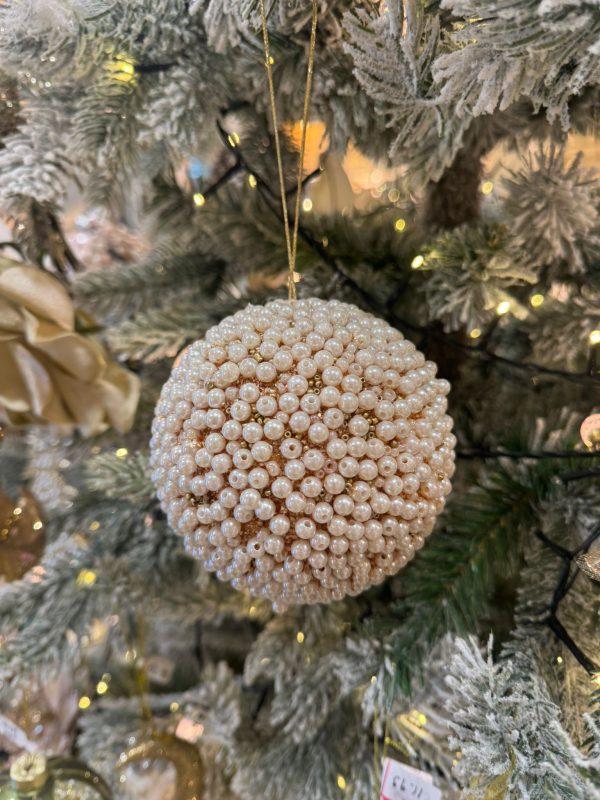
[150,298,455,610]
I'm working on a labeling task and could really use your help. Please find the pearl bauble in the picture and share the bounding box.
[150,298,455,610]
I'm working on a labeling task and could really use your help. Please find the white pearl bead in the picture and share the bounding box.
[326,438,347,459]
[324,473,345,494]
[239,382,260,402]
[279,392,300,413]
[303,448,325,471]
[264,419,284,440]
[308,422,329,444]
[290,411,310,433]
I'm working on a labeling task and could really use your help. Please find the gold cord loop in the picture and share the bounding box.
[258,0,318,301]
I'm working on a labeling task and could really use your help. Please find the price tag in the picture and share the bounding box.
[380,757,442,800]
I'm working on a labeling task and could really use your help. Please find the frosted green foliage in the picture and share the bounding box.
[0,0,228,205]
[84,451,153,502]
[0,499,196,672]
[73,251,225,321]
[446,638,600,799]
[200,0,249,51]
[417,224,538,331]
[526,290,600,366]
[503,145,600,272]
[0,92,77,206]
[106,294,247,362]
[244,604,350,692]
[344,3,469,181]
[437,0,600,127]
[232,701,370,800]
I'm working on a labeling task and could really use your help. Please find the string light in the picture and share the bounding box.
[593,673,600,687]
[469,328,481,339]
[248,174,257,189]
[192,192,206,207]
[115,447,128,458]
[296,631,305,644]
[76,569,97,588]
[337,775,347,790]
[589,330,600,345]
[302,198,313,212]
[32,520,43,530]
[78,696,91,710]
[170,702,180,713]
[530,293,544,308]
[394,218,406,232]
[105,54,137,86]
[411,255,424,269]
[481,180,494,195]
[89,521,101,531]
[96,680,109,695]
[13,507,22,516]
[496,300,511,316]
[370,675,377,684]
[556,656,563,664]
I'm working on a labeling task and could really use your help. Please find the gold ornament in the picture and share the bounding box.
[580,414,600,448]
[576,548,600,582]
[0,489,45,581]
[0,257,139,436]
[118,733,203,800]
[0,753,112,799]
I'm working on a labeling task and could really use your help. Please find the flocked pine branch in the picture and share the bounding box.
[446,637,600,799]
[414,223,538,332]
[84,451,153,503]
[503,145,600,273]
[436,0,600,128]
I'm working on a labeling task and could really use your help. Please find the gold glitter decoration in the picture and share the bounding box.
[0,754,112,799]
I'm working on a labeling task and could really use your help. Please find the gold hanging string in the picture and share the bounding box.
[258,0,318,301]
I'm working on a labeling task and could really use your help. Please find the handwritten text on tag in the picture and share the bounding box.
[380,757,442,800]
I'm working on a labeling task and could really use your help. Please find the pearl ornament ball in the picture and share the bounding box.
[150,298,455,610]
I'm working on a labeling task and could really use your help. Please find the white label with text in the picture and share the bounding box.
[380,758,442,800]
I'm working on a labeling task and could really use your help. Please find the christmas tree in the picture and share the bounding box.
[0,1,600,798]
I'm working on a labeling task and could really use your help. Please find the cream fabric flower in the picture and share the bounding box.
[0,257,139,436]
